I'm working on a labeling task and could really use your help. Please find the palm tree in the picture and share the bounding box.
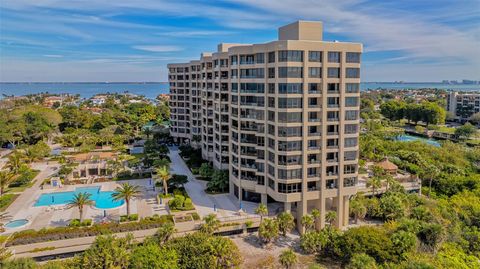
[423,164,439,198]
[6,152,23,174]
[156,166,171,195]
[311,209,320,230]
[301,215,315,232]
[255,203,268,224]
[326,211,337,226]
[0,170,14,196]
[279,249,298,269]
[154,222,177,243]
[200,214,220,234]
[277,212,295,236]
[258,218,279,245]
[367,176,382,196]
[67,192,94,222]
[350,197,367,224]
[112,183,141,217]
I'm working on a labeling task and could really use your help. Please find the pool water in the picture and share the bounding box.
[35,186,124,209]
[396,134,441,147]
[5,219,29,228]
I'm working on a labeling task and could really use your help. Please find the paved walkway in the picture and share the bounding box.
[168,147,259,219]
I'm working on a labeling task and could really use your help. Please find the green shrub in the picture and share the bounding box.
[184,198,193,209]
[120,214,139,222]
[6,215,174,246]
[0,194,19,211]
[191,212,200,221]
[245,220,253,228]
[68,219,92,227]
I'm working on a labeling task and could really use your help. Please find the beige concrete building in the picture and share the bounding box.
[168,21,362,230]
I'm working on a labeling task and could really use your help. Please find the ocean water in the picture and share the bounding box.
[0,82,478,100]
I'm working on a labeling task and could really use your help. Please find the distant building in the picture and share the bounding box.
[446,92,480,121]
[43,96,64,108]
[91,95,107,105]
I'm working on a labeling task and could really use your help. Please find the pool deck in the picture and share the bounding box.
[1,168,164,234]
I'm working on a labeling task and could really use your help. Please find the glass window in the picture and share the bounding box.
[327,68,340,78]
[346,52,361,63]
[278,112,302,123]
[268,52,275,63]
[240,83,265,93]
[268,83,275,94]
[345,110,359,120]
[278,182,302,193]
[308,83,321,93]
[346,68,360,78]
[328,52,341,63]
[346,83,360,93]
[309,51,322,62]
[345,97,359,107]
[256,53,265,64]
[278,169,302,180]
[278,98,303,108]
[278,83,303,94]
[345,124,358,134]
[278,141,302,151]
[278,50,303,62]
[231,55,238,65]
[240,68,264,78]
[231,83,238,93]
[278,67,303,78]
[268,68,275,78]
[344,151,357,161]
[278,126,302,137]
[308,67,321,78]
[345,137,358,147]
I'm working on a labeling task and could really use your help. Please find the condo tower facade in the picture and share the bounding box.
[168,21,362,230]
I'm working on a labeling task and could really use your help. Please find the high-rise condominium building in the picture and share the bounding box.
[168,21,362,230]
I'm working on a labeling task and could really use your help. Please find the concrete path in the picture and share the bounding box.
[168,147,259,219]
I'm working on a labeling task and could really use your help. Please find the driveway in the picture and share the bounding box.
[168,147,259,219]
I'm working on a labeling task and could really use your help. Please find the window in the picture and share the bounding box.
[231,83,238,93]
[278,67,303,78]
[268,83,275,94]
[345,124,358,134]
[327,68,340,78]
[268,68,275,78]
[256,53,265,64]
[240,83,265,93]
[346,83,360,93]
[278,169,302,180]
[328,52,341,63]
[346,52,361,63]
[344,164,356,174]
[278,50,303,62]
[345,137,358,147]
[240,55,255,65]
[231,55,238,65]
[344,151,357,161]
[278,155,302,165]
[346,68,360,78]
[240,68,264,78]
[268,97,275,108]
[308,67,321,78]
[345,97,359,107]
[278,126,302,137]
[278,183,302,193]
[278,112,302,123]
[278,83,303,94]
[268,52,275,63]
[278,141,302,151]
[308,83,321,93]
[309,51,322,62]
[345,110,359,120]
[278,98,302,108]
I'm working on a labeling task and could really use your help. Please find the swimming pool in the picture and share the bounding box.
[4,219,29,228]
[396,134,441,147]
[35,186,124,209]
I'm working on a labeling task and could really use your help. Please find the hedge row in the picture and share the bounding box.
[6,215,173,246]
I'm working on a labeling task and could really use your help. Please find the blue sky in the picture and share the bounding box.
[0,0,479,82]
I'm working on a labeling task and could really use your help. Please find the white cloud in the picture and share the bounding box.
[132,45,183,52]
[43,54,63,58]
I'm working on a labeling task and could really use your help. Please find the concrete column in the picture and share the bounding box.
[335,196,344,228]
[261,194,268,205]
[343,196,350,227]
[284,202,291,213]
[316,197,326,230]
[296,200,307,234]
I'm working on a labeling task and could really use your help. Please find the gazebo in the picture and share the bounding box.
[376,158,398,175]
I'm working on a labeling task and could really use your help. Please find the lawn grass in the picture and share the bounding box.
[0,193,20,211]
[7,181,35,193]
